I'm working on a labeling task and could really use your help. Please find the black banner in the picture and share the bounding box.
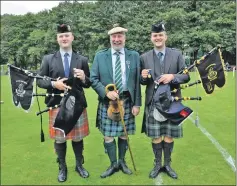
[9,65,34,111]
[196,48,225,94]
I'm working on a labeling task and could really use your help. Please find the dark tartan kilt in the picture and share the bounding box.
[143,104,183,139]
[49,108,89,141]
[96,97,135,137]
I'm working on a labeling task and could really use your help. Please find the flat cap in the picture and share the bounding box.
[108,23,128,35]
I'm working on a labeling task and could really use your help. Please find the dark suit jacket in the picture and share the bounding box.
[140,47,190,105]
[37,51,91,107]
[90,48,141,106]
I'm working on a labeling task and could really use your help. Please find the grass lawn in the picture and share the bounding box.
[0,72,236,185]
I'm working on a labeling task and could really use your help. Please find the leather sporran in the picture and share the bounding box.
[107,100,124,121]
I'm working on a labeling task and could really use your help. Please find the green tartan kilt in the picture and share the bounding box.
[142,103,183,139]
[96,97,135,137]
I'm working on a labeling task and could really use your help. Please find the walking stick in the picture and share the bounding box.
[105,84,136,172]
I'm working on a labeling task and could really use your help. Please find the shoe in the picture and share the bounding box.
[100,163,118,178]
[58,162,67,182]
[118,159,132,175]
[149,161,161,179]
[75,164,89,178]
[164,165,178,179]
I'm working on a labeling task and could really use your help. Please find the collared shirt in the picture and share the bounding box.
[154,47,179,84]
[154,47,166,62]
[51,49,72,88]
[60,49,72,70]
[111,48,127,91]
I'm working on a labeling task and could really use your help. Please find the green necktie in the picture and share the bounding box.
[114,52,123,94]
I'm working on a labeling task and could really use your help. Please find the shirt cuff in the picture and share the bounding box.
[51,81,55,88]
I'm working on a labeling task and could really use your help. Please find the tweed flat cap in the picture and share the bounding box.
[108,24,128,35]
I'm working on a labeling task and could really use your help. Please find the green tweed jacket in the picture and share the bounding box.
[90,48,141,106]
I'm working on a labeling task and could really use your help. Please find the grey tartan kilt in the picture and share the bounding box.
[96,97,135,137]
[143,104,183,139]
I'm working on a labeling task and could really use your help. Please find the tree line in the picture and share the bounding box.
[1,0,236,69]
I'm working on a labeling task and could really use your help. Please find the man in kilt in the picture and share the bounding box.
[90,24,141,178]
[140,22,190,179]
[37,24,91,182]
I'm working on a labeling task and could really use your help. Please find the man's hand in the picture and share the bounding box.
[106,91,119,101]
[54,77,71,91]
[158,74,174,84]
[132,106,140,116]
[141,69,150,79]
[73,68,85,81]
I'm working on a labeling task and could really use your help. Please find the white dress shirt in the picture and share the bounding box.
[154,47,166,61]
[111,48,127,91]
[60,49,72,69]
[51,49,73,88]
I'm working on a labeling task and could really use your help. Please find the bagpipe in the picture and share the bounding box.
[7,64,86,142]
[148,46,226,125]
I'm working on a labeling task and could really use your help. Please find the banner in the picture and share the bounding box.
[8,65,34,111]
[196,48,225,94]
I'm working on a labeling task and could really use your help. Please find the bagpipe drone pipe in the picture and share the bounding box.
[8,64,87,142]
[149,46,226,126]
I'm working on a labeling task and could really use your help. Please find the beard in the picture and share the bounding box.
[111,41,125,51]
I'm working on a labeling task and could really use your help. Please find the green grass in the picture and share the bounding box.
[1,72,236,185]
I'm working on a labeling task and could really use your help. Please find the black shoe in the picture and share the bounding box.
[164,165,178,179]
[58,164,67,182]
[118,160,132,175]
[75,164,89,178]
[100,163,118,178]
[149,162,162,179]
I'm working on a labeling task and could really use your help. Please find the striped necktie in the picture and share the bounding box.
[114,52,123,94]
[64,53,70,78]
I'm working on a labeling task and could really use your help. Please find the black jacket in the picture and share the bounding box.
[37,51,91,107]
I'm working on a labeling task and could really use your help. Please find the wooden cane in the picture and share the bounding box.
[105,84,136,172]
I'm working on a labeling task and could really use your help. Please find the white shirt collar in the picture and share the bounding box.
[60,49,72,57]
[154,47,166,56]
[111,48,125,55]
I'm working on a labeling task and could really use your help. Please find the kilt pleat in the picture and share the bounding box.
[49,108,89,141]
[96,97,135,137]
[144,104,183,138]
